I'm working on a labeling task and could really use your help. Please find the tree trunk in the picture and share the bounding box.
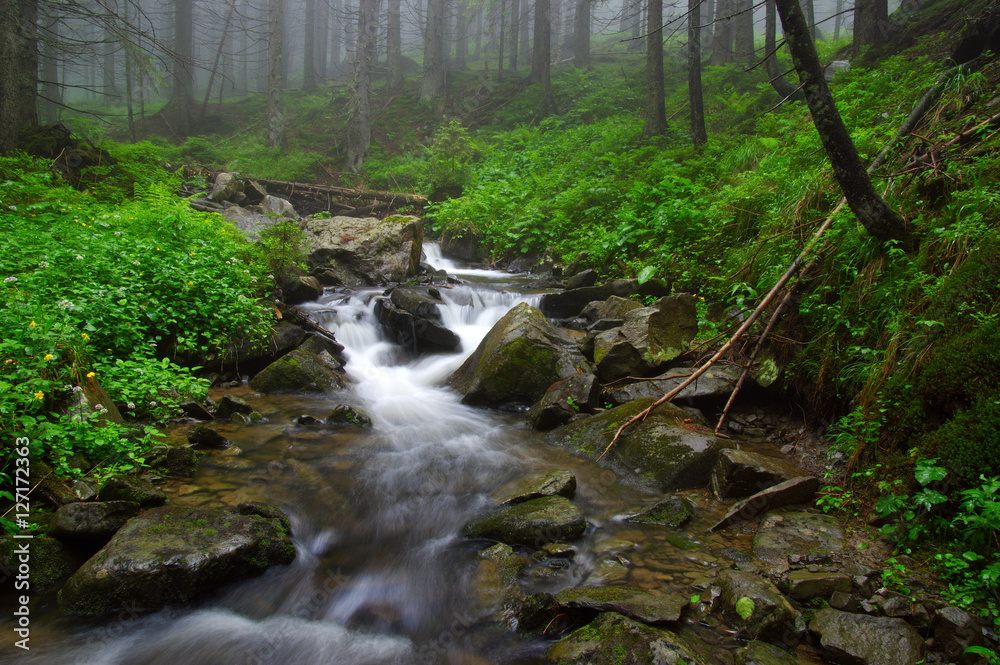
[520,1,531,64]
[316,0,328,80]
[169,0,195,134]
[38,10,60,124]
[711,0,734,65]
[267,0,286,150]
[573,0,589,67]
[330,0,342,74]
[688,0,707,148]
[456,0,469,69]
[641,0,665,137]
[532,0,557,115]
[509,0,520,71]
[733,0,754,64]
[775,0,912,246]
[346,0,378,170]
[0,0,37,154]
[854,0,888,50]
[420,0,446,100]
[833,0,842,40]
[387,0,402,89]
[551,0,561,57]
[765,0,804,102]
[104,0,121,101]
[344,0,356,65]
[304,0,317,89]
[474,10,483,61]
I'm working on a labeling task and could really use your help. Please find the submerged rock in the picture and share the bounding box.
[449,303,591,408]
[187,425,233,449]
[545,612,707,664]
[547,398,728,491]
[302,214,423,286]
[59,505,296,615]
[326,404,373,427]
[491,469,577,506]
[734,640,799,665]
[461,495,587,546]
[810,608,924,665]
[469,542,526,628]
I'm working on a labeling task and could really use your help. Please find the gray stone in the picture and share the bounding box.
[545,612,707,664]
[734,640,799,665]
[625,496,697,527]
[593,295,698,382]
[491,469,577,506]
[580,295,642,322]
[302,214,423,286]
[222,205,282,241]
[249,339,349,393]
[187,425,232,449]
[565,269,598,290]
[717,569,803,642]
[527,374,600,431]
[547,398,727,491]
[373,294,459,352]
[810,608,924,665]
[97,475,168,508]
[540,279,669,319]
[784,570,851,601]
[59,505,296,615]
[48,501,140,543]
[261,195,297,219]
[208,172,240,203]
[710,477,820,532]
[554,585,688,624]
[603,364,742,407]
[711,449,810,499]
[449,303,591,408]
[753,511,843,569]
[280,275,323,305]
[461,495,587,546]
[933,605,987,664]
[211,322,310,375]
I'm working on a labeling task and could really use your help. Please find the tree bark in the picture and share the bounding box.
[711,0,734,65]
[520,1,531,65]
[833,0,842,40]
[509,0,520,71]
[733,0,754,64]
[764,0,804,102]
[103,0,121,101]
[267,0,286,150]
[532,0,557,116]
[641,0,665,138]
[330,0,342,74]
[456,0,469,69]
[168,0,195,134]
[573,0,589,67]
[38,9,60,124]
[688,0,707,148]
[775,0,912,246]
[346,0,378,170]
[0,0,37,154]
[387,0,403,89]
[421,0,446,100]
[316,0,329,81]
[304,0,317,89]
[803,0,814,40]
[854,0,888,50]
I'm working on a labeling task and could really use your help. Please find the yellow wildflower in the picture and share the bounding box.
[81,332,90,341]
[28,321,37,327]
[34,391,44,400]
[44,354,54,360]
[86,371,96,378]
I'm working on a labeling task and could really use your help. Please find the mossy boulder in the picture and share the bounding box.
[603,364,743,408]
[540,279,670,319]
[491,469,577,506]
[461,495,587,546]
[302,214,422,286]
[0,536,84,591]
[59,505,296,615]
[710,449,810,500]
[527,373,600,431]
[449,303,591,408]
[249,337,349,393]
[734,640,799,665]
[547,398,728,491]
[469,542,527,628]
[716,569,804,642]
[326,404,373,426]
[554,585,688,624]
[97,475,168,508]
[625,495,697,527]
[545,612,707,664]
[810,608,924,665]
[47,501,141,544]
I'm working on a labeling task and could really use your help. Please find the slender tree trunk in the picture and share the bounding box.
[344,0,356,64]
[573,0,589,67]
[833,0,842,40]
[854,0,888,50]
[775,0,911,245]
[551,0,561,57]
[346,0,378,170]
[765,0,804,101]
[803,0,814,40]
[104,0,121,101]
[642,0,665,137]
[39,11,60,124]
[420,0,446,100]
[520,1,531,64]
[711,0,734,65]
[733,0,754,64]
[474,9,482,61]
[169,0,195,134]
[330,0,342,74]
[509,0,520,71]
[456,0,469,68]
[304,0,317,89]
[316,0,328,80]
[627,0,642,52]
[0,0,37,154]
[267,0,286,150]
[704,0,715,51]
[498,1,506,79]
[688,0,706,147]
[532,0,557,115]
[387,0,402,88]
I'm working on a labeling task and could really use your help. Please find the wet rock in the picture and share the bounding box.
[302,214,423,286]
[59,505,296,615]
[564,251,590,278]
[784,570,851,601]
[588,557,631,584]
[47,501,140,544]
[150,446,202,477]
[545,612,707,664]
[187,425,233,449]
[581,296,642,323]
[491,469,577,506]
[32,461,78,507]
[717,569,803,642]
[249,337,349,393]
[625,496,697,527]
[449,303,591,408]
[810,608,924,665]
[753,512,844,570]
[593,295,698,382]
[527,374,600,430]
[554,585,688,624]
[548,398,727,491]
[97,475,168,508]
[565,269,598,290]
[71,480,97,501]
[208,172,240,203]
[326,404,373,427]
[214,394,254,419]
[262,195,297,219]
[711,449,810,500]
[469,542,526,628]
[734,640,799,665]
[461,495,587,546]
[591,329,645,382]
[709,477,821,532]
[222,205,283,241]
[540,279,669,319]
[374,291,460,352]
[440,230,482,262]
[602,364,742,408]
[178,399,214,421]
[933,605,987,664]
[0,536,83,591]
[281,275,324,305]
[207,322,310,376]
[516,592,561,634]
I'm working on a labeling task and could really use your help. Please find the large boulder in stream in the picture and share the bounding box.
[810,608,925,665]
[449,303,591,408]
[302,214,423,286]
[461,495,587,546]
[716,569,804,642]
[546,612,707,664]
[540,279,670,319]
[373,287,460,352]
[250,336,349,393]
[547,398,729,491]
[603,364,742,408]
[59,504,296,615]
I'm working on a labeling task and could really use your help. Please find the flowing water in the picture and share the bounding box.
[2,246,788,665]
